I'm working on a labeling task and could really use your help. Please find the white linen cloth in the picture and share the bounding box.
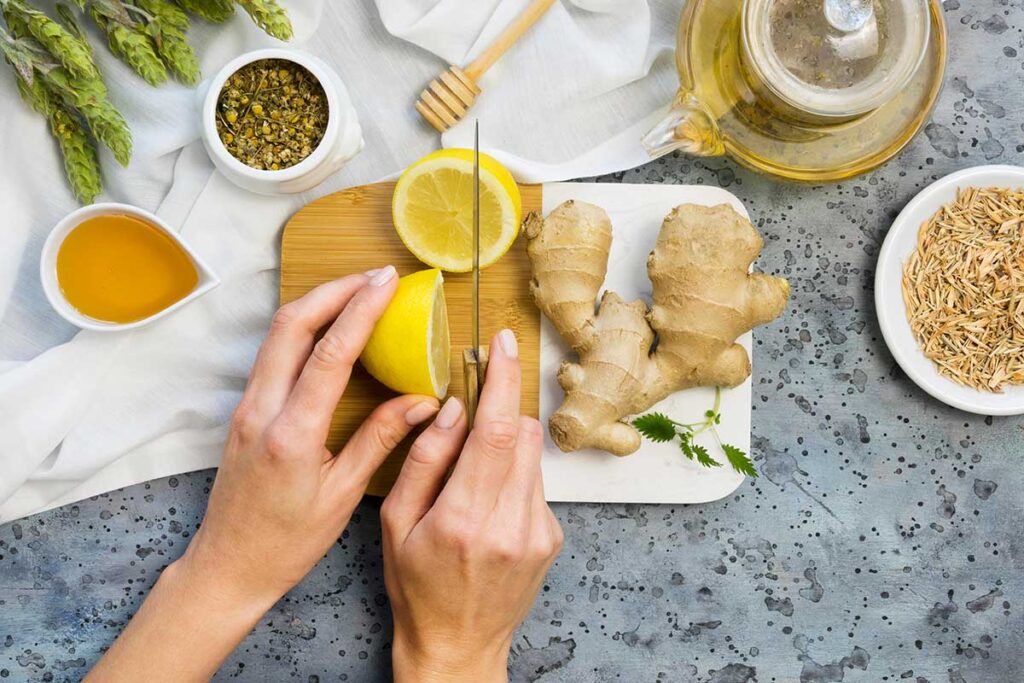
[0,0,681,522]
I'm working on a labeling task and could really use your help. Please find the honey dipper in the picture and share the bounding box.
[415,0,557,133]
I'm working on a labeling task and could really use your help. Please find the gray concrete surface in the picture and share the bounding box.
[2,2,1024,681]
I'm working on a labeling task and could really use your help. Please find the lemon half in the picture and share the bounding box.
[392,149,522,272]
[360,269,450,398]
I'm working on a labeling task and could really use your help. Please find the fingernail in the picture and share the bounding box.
[498,329,518,358]
[405,400,439,426]
[434,397,463,430]
[370,265,397,287]
[364,268,382,277]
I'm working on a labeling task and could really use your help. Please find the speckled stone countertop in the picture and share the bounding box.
[3,3,1023,682]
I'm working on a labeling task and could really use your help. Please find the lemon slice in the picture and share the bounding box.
[360,268,450,398]
[392,149,522,272]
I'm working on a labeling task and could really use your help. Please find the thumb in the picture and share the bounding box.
[330,394,438,492]
[380,397,468,544]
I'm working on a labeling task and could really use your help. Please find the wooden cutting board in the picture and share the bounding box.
[280,182,542,497]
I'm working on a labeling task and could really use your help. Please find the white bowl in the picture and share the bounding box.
[40,203,220,332]
[199,48,364,195]
[875,164,1024,415]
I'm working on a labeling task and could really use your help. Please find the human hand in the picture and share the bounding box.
[89,267,444,682]
[381,330,564,683]
[178,266,441,611]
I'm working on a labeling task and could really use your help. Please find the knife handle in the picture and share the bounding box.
[462,347,490,426]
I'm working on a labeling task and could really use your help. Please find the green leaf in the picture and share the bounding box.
[679,437,694,461]
[722,444,758,478]
[632,413,677,443]
[691,443,722,469]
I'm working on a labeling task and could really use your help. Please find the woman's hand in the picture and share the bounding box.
[381,330,564,683]
[89,267,441,682]
[180,267,439,607]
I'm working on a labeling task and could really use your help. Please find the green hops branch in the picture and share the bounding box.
[0,16,125,206]
[0,0,293,203]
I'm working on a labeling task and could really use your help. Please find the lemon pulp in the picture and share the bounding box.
[392,149,522,272]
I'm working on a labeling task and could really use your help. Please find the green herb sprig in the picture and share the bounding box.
[632,389,758,477]
[0,6,124,202]
[0,0,293,203]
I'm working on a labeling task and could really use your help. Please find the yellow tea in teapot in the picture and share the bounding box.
[57,214,198,323]
[644,0,946,181]
[769,0,893,91]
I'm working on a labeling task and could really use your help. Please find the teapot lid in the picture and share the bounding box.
[743,0,930,117]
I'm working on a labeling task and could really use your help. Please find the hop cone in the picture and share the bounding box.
[235,0,292,41]
[134,0,199,84]
[135,0,189,30]
[43,66,133,166]
[174,0,233,23]
[49,103,103,202]
[16,76,101,203]
[91,7,168,85]
[154,26,198,83]
[14,1,98,78]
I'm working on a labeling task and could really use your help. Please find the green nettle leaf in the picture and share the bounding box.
[631,413,677,443]
[633,389,757,478]
[722,444,758,478]
[679,437,694,461]
[691,443,721,469]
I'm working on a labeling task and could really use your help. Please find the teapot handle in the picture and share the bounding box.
[642,88,725,159]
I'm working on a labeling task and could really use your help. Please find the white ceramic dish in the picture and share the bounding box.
[875,164,1024,416]
[540,183,752,504]
[199,48,364,195]
[40,203,220,332]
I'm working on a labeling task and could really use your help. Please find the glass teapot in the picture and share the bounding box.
[643,0,947,182]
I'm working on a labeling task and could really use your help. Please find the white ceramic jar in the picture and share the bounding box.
[200,48,364,195]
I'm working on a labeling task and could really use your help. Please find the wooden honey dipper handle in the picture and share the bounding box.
[464,0,558,82]
[416,0,557,132]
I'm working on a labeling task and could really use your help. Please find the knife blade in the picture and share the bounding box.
[472,120,481,373]
[463,121,486,423]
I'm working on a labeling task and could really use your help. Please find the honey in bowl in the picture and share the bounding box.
[56,214,199,323]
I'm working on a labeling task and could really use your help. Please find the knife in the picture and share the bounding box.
[463,121,486,424]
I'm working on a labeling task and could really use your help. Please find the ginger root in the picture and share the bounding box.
[524,200,790,456]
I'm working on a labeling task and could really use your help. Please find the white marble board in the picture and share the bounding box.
[539,183,753,504]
